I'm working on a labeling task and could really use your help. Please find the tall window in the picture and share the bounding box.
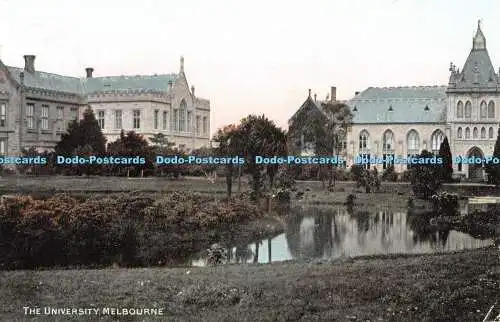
[359,130,369,150]
[382,130,394,169]
[465,101,472,118]
[133,110,140,129]
[70,108,78,120]
[488,101,495,118]
[179,100,187,132]
[97,110,105,130]
[41,105,49,130]
[407,130,419,154]
[431,130,444,153]
[115,110,122,129]
[196,115,201,135]
[202,116,208,135]
[162,111,168,130]
[173,109,178,131]
[456,101,464,118]
[0,103,6,127]
[154,110,159,130]
[473,127,478,139]
[187,111,192,132]
[489,127,494,139]
[26,103,34,129]
[57,106,63,120]
[480,101,487,119]
[0,139,5,155]
[465,127,470,139]
[457,127,463,138]
[481,127,486,139]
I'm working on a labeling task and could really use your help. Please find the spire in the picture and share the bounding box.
[180,56,184,73]
[473,19,486,50]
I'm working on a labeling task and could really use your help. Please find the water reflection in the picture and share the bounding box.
[191,206,493,266]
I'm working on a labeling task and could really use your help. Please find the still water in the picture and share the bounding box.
[191,206,493,266]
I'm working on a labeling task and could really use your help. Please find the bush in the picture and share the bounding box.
[381,165,398,182]
[430,192,459,216]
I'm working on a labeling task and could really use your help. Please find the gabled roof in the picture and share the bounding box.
[7,66,84,94]
[347,86,447,123]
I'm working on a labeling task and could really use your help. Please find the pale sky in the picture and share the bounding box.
[1,0,499,136]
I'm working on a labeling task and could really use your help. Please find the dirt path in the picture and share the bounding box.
[1,247,498,321]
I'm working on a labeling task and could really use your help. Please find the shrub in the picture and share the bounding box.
[430,192,459,216]
[381,165,398,182]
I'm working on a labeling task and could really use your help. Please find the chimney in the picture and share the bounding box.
[191,85,195,96]
[168,80,173,91]
[85,67,94,78]
[23,55,35,73]
[355,91,360,96]
[308,89,311,97]
[330,86,336,102]
[314,93,317,101]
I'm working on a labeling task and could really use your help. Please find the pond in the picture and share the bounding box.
[191,206,494,266]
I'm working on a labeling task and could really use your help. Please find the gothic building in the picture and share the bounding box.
[0,55,210,156]
[290,21,500,181]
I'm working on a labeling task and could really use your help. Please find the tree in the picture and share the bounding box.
[55,107,106,156]
[438,136,453,182]
[107,131,154,176]
[486,129,500,184]
[149,133,174,149]
[213,124,242,198]
[409,150,441,200]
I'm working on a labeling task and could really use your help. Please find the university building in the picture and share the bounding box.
[0,55,210,155]
[290,21,500,181]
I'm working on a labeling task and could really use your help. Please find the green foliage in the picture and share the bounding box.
[350,165,380,193]
[438,137,453,183]
[17,148,57,175]
[409,150,442,200]
[485,129,500,184]
[107,130,154,176]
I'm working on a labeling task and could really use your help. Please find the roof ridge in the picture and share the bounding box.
[6,65,81,80]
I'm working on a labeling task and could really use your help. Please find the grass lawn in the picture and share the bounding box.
[1,247,498,321]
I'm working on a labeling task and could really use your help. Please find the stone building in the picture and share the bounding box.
[290,21,500,181]
[0,55,210,156]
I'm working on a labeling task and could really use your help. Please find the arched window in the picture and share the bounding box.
[481,127,486,139]
[431,130,444,152]
[489,127,494,139]
[359,130,369,151]
[406,130,419,154]
[382,130,394,169]
[480,101,487,119]
[473,127,478,139]
[488,101,495,118]
[456,101,464,118]
[465,101,472,118]
[179,99,187,131]
[457,127,462,138]
[465,127,470,139]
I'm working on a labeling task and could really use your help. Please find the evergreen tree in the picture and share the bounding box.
[409,150,441,200]
[485,128,500,184]
[438,136,453,182]
[107,131,154,176]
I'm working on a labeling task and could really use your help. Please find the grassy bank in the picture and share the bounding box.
[1,247,498,321]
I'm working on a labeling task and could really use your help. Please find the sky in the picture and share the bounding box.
[1,0,499,136]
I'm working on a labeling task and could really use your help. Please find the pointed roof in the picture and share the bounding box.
[448,20,499,92]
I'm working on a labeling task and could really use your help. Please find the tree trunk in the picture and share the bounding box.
[226,165,233,199]
[237,165,242,193]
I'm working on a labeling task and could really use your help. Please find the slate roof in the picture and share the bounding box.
[347,86,447,124]
[5,66,178,95]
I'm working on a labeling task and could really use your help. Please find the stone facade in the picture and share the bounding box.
[289,21,500,181]
[0,55,210,156]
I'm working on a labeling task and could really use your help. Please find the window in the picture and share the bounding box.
[431,130,444,153]
[481,127,486,139]
[196,115,201,135]
[97,110,105,130]
[57,106,63,119]
[0,139,5,155]
[382,130,394,169]
[465,101,472,118]
[456,101,464,118]
[187,111,192,132]
[202,116,208,135]
[488,101,495,118]
[0,103,6,127]
[154,110,159,130]
[489,127,494,139]
[465,127,470,139]
[133,110,140,129]
[473,127,478,139]
[70,108,78,120]
[179,100,187,132]
[41,105,49,130]
[359,130,369,151]
[457,127,462,138]
[115,110,122,129]
[27,103,34,129]
[162,111,168,130]
[173,109,178,131]
[407,130,419,155]
[480,101,487,119]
